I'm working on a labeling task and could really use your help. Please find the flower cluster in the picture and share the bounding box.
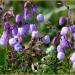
[56,8,75,69]
[0,1,50,72]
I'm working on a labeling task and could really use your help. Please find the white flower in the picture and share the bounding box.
[9,38,17,47]
[70,53,75,63]
[57,52,65,60]
[31,63,38,73]
[18,27,23,35]
[61,27,68,36]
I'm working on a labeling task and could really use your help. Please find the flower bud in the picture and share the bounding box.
[73,42,75,50]
[32,4,37,12]
[9,38,17,47]
[36,14,44,22]
[24,1,31,8]
[0,31,8,45]
[15,14,22,23]
[0,38,8,45]
[52,36,57,44]
[1,31,8,39]
[22,23,30,35]
[57,44,64,52]
[18,27,23,35]
[12,25,18,36]
[24,8,30,20]
[70,25,75,33]
[57,52,65,60]
[70,53,75,63]
[60,39,69,48]
[42,35,50,44]
[32,31,40,39]
[59,17,65,25]
[73,33,75,40]
[4,22,11,33]
[61,27,68,36]
[30,24,37,32]
[72,62,75,70]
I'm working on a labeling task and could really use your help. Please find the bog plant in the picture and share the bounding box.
[56,6,75,70]
[0,1,50,73]
[0,1,75,74]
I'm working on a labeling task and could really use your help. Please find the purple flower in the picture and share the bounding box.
[73,33,75,40]
[0,31,8,45]
[24,8,30,20]
[22,23,30,32]
[60,35,68,43]
[24,1,30,8]
[60,39,69,48]
[32,4,37,12]
[4,22,11,33]
[1,31,8,39]
[14,43,24,52]
[70,53,75,63]
[61,27,68,36]
[60,36,65,43]
[18,27,23,35]
[12,25,18,36]
[42,35,50,44]
[57,52,65,60]
[52,36,57,44]
[72,62,75,69]
[68,10,72,19]
[36,14,44,22]
[9,38,17,47]
[0,38,8,45]
[15,14,22,23]
[73,42,75,50]
[59,17,65,25]
[57,44,64,52]
[18,23,29,35]
[21,23,30,35]
[70,25,75,33]
[30,24,37,32]
[14,35,22,43]
[32,31,40,39]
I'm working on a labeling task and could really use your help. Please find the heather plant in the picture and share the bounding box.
[0,0,75,74]
[0,1,51,74]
